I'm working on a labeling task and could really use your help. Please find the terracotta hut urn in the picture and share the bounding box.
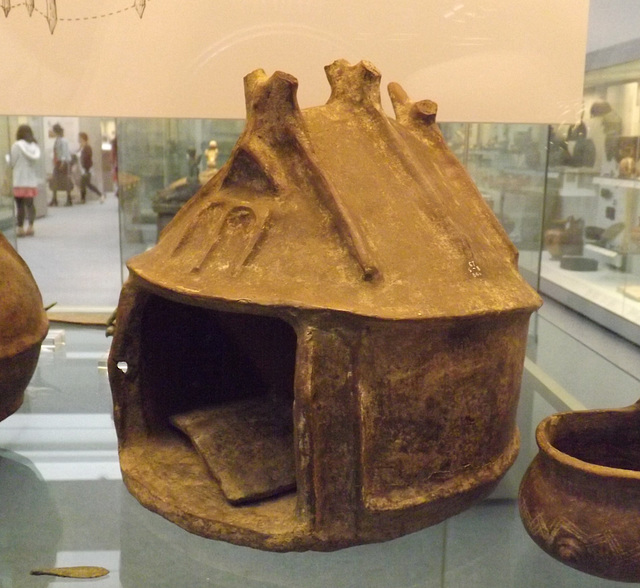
[108,60,541,552]
[519,402,640,582]
[0,234,48,421]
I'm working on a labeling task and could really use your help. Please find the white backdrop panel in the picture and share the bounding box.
[0,0,588,122]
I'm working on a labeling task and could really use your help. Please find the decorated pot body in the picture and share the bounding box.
[519,403,640,582]
[0,234,48,421]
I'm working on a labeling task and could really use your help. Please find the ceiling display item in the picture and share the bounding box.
[0,0,146,34]
[0,234,48,422]
[108,60,542,551]
[520,403,640,583]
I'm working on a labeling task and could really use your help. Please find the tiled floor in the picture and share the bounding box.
[12,191,122,311]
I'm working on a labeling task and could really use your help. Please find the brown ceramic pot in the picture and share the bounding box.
[519,402,640,582]
[0,234,48,421]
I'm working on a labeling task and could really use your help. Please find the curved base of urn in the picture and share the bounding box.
[519,404,640,583]
[118,430,518,552]
[0,344,42,422]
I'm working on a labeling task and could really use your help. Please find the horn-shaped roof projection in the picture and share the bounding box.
[128,60,540,320]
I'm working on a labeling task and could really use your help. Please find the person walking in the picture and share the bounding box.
[49,122,72,206]
[10,124,41,237]
[78,132,103,203]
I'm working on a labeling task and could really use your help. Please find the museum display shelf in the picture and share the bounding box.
[533,250,640,344]
[0,318,638,587]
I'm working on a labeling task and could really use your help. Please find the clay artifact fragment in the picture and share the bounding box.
[171,395,296,504]
[0,233,48,422]
[108,59,541,551]
[31,566,109,578]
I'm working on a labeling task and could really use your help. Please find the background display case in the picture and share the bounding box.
[3,111,638,347]
[537,45,640,347]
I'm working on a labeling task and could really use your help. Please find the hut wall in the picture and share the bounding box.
[357,313,530,512]
[295,324,360,543]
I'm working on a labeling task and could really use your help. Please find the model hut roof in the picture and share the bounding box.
[129,60,540,320]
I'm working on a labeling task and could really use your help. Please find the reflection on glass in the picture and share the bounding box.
[1,115,120,310]
[0,107,636,345]
[115,117,244,278]
[529,53,640,343]
[440,122,548,289]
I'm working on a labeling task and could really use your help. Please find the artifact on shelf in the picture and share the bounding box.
[520,401,640,582]
[619,284,640,302]
[584,225,604,242]
[108,59,542,552]
[589,101,622,165]
[559,256,598,272]
[31,567,109,579]
[618,156,638,178]
[543,216,584,259]
[152,140,219,236]
[0,234,48,421]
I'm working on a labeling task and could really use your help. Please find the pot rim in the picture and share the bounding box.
[535,404,640,481]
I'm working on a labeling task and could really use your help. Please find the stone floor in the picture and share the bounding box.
[11,190,122,311]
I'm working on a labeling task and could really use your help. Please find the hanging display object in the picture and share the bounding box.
[0,234,48,422]
[0,0,145,33]
[520,403,640,583]
[108,60,541,551]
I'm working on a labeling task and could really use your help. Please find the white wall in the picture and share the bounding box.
[587,0,640,53]
[0,0,588,123]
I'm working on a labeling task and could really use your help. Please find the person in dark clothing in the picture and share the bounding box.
[590,101,622,162]
[77,132,103,203]
[49,123,72,206]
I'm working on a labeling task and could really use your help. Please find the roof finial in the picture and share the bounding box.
[243,70,300,123]
[388,82,437,126]
[325,60,382,108]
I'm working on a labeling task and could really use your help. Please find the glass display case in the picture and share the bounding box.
[536,51,640,346]
[1,311,637,587]
[0,3,633,583]
[2,111,639,343]
[115,117,245,269]
[1,110,639,587]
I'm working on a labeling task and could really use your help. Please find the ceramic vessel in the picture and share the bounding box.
[519,402,640,582]
[543,216,584,259]
[109,60,541,551]
[0,234,48,421]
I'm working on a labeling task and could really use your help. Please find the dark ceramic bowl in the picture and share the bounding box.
[519,403,640,582]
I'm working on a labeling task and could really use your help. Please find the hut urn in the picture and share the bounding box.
[108,60,542,551]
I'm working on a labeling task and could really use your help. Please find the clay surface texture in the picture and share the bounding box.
[108,60,541,551]
[0,233,48,422]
